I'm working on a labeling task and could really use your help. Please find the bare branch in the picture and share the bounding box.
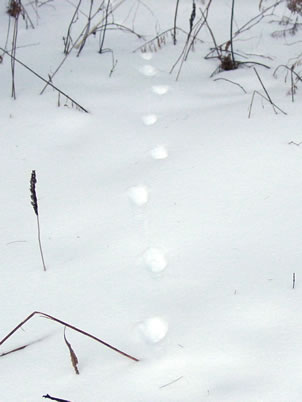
[0,311,139,362]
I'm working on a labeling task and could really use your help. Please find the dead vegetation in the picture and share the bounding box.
[0,311,139,375]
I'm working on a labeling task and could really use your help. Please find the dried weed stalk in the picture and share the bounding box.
[271,16,302,38]
[249,67,287,117]
[7,0,22,99]
[0,335,49,357]
[170,0,211,80]
[133,27,193,54]
[42,0,142,89]
[0,311,139,362]
[0,46,89,112]
[7,0,22,18]
[204,1,280,77]
[173,0,180,45]
[5,0,35,98]
[30,170,47,271]
[287,0,302,15]
[64,328,80,374]
[274,63,302,101]
[63,0,82,55]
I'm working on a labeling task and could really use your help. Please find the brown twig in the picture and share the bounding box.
[0,335,49,357]
[213,77,246,93]
[0,311,139,362]
[0,344,27,357]
[0,46,89,112]
[43,395,71,402]
[99,0,111,54]
[64,328,80,374]
[248,90,286,118]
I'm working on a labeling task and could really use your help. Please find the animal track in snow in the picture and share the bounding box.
[152,85,170,95]
[141,52,153,61]
[137,316,169,343]
[150,145,168,160]
[128,185,149,206]
[142,114,158,126]
[139,65,157,77]
[143,247,167,273]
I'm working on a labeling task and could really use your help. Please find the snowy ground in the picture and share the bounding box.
[1,1,302,401]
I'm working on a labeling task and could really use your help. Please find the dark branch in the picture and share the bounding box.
[0,311,139,362]
[0,47,89,113]
[43,394,71,402]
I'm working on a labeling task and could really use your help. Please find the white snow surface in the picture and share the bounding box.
[1,1,302,401]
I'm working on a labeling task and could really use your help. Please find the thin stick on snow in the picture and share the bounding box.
[0,311,139,362]
[293,272,296,289]
[248,90,286,118]
[160,376,184,389]
[230,0,236,67]
[99,0,111,54]
[172,0,180,45]
[253,67,287,115]
[0,47,89,113]
[43,394,71,402]
[0,335,49,357]
[214,77,246,93]
[253,67,274,105]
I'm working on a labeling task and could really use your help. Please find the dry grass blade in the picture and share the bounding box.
[0,335,49,357]
[0,344,28,357]
[0,311,139,362]
[64,327,80,374]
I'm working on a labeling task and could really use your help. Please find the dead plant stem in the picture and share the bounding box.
[173,0,180,45]
[0,47,88,112]
[0,311,139,362]
[77,0,94,56]
[230,0,235,65]
[36,215,46,271]
[99,0,110,53]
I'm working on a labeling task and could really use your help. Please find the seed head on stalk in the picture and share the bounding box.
[30,170,38,216]
[30,170,46,271]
